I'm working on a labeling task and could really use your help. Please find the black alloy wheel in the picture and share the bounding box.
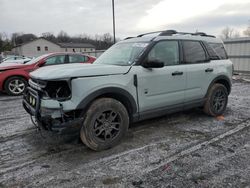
[203,83,228,116]
[80,98,129,151]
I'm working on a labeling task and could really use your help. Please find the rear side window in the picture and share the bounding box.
[208,43,228,59]
[182,41,206,63]
[69,55,87,63]
[203,42,220,60]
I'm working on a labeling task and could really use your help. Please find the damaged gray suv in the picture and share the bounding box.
[23,30,233,151]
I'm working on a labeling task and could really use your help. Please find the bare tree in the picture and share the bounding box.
[57,30,70,42]
[243,27,250,37]
[220,26,240,39]
[42,32,56,42]
[1,32,13,52]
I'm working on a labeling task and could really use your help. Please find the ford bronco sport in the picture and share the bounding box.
[23,30,233,151]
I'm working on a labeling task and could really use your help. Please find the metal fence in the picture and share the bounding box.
[224,38,250,72]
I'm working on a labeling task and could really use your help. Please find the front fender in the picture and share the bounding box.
[76,86,137,114]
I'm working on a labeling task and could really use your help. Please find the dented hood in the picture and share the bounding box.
[30,63,131,80]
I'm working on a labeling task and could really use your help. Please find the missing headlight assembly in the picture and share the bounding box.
[44,80,71,101]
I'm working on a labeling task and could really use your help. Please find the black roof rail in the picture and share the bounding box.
[124,37,135,40]
[127,30,215,40]
[137,30,164,37]
[193,32,215,37]
[159,30,215,38]
[159,30,177,36]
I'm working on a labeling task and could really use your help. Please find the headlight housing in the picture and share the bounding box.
[29,78,71,101]
[44,80,71,101]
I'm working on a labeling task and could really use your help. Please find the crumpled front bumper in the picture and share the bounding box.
[23,87,83,134]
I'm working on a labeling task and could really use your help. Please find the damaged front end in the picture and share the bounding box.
[23,78,83,134]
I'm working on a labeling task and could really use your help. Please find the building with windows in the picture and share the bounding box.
[11,37,96,57]
[224,37,250,72]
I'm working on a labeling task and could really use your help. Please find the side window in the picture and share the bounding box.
[37,46,41,51]
[203,42,220,60]
[208,43,228,59]
[147,41,179,66]
[45,46,48,51]
[44,55,65,65]
[68,55,87,63]
[183,41,206,63]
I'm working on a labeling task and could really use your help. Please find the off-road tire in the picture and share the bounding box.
[80,98,129,151]
[203,83,228,116]
[4,76,27,96]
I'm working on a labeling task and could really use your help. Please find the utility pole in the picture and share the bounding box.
[112,0,116,44]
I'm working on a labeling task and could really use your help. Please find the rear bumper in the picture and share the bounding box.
[23,87,83,135]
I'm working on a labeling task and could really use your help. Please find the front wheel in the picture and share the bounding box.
[80,98,129,151]
[203,83,228,116]
[4,76,27,96]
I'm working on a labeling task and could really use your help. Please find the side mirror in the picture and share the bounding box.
[142,60,164,68]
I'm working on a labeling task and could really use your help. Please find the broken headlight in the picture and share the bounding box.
[44,80,71,101]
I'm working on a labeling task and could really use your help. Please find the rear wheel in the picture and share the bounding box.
[80,98,129,151]
[203,83,228,116]
[4,76,27,96]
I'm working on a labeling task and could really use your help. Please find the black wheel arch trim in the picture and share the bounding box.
[76,87,138,117]
[206,75,232,97]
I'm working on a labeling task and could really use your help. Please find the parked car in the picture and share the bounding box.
[23,30,233,151]
[0,52,96,95]
[1,56,32,64]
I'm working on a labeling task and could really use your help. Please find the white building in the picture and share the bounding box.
[12,37,96,57]
[224,37,250,72]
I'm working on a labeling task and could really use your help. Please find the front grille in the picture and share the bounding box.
[29,78,47,90]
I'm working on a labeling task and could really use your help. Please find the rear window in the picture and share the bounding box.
[208,43,228,59]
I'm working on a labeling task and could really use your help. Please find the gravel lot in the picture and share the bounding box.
[0,78,250,188]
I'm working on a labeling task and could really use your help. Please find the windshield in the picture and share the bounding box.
[94,42,149,66]
[25,54,48,65]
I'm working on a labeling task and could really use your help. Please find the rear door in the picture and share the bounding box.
[182,40,216,102]
[136,40,186,113]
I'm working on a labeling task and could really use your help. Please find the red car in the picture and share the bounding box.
[0,52,96,95]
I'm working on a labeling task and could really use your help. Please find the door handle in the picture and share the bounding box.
[205,68,213,72]
[172,71,183,76]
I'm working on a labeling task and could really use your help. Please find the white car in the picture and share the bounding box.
[1,56,32,64]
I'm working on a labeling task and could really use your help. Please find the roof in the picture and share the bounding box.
[13,37,95,49]
[58,42,95,48]
[13,37,58,48]
[122,34,221,44]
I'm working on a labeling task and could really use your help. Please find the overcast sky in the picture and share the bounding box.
[0,0,250,38]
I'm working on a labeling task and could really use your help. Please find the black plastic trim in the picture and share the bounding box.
[76,87,138,115]
[206,75,232,96]
[138,99,204,122]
